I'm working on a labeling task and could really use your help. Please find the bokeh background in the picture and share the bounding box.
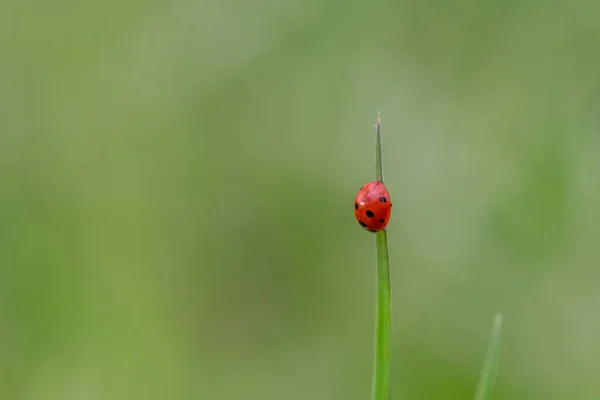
[2,0,600,398]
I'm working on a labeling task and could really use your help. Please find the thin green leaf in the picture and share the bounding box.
[474,313,503,400]
[372,113,392,400]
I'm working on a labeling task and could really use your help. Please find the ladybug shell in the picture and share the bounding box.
[354,180,392,232]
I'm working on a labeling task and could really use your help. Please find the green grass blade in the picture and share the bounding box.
[474,313,503,400]
[373,229,392,400]
[372,113,392,400]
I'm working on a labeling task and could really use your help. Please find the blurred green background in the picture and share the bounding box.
[2,0,600,398]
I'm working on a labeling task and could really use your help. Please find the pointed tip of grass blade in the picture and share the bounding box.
[375,113,383,183]
[474,312,503,400]
[493,312,503,329]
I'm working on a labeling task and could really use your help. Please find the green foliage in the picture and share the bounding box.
[2,0,600,399]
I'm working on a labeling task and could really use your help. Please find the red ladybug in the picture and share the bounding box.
[354,180,392,232]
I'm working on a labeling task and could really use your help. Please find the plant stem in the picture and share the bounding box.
[372,113,392,400]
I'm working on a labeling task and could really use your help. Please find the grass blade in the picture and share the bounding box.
[474,313,503,400]
[373,229,392,400]
[372,113,392,400]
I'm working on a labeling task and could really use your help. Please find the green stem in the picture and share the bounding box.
[372,113,392,400]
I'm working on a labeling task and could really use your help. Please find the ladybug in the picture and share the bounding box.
[354,180,392,232]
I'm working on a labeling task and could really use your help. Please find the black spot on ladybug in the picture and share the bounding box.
[379,219,385,223]
[366,210,375,218]
[354,203,358,210]
[380,197,387,203]
[359,221,367,228]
